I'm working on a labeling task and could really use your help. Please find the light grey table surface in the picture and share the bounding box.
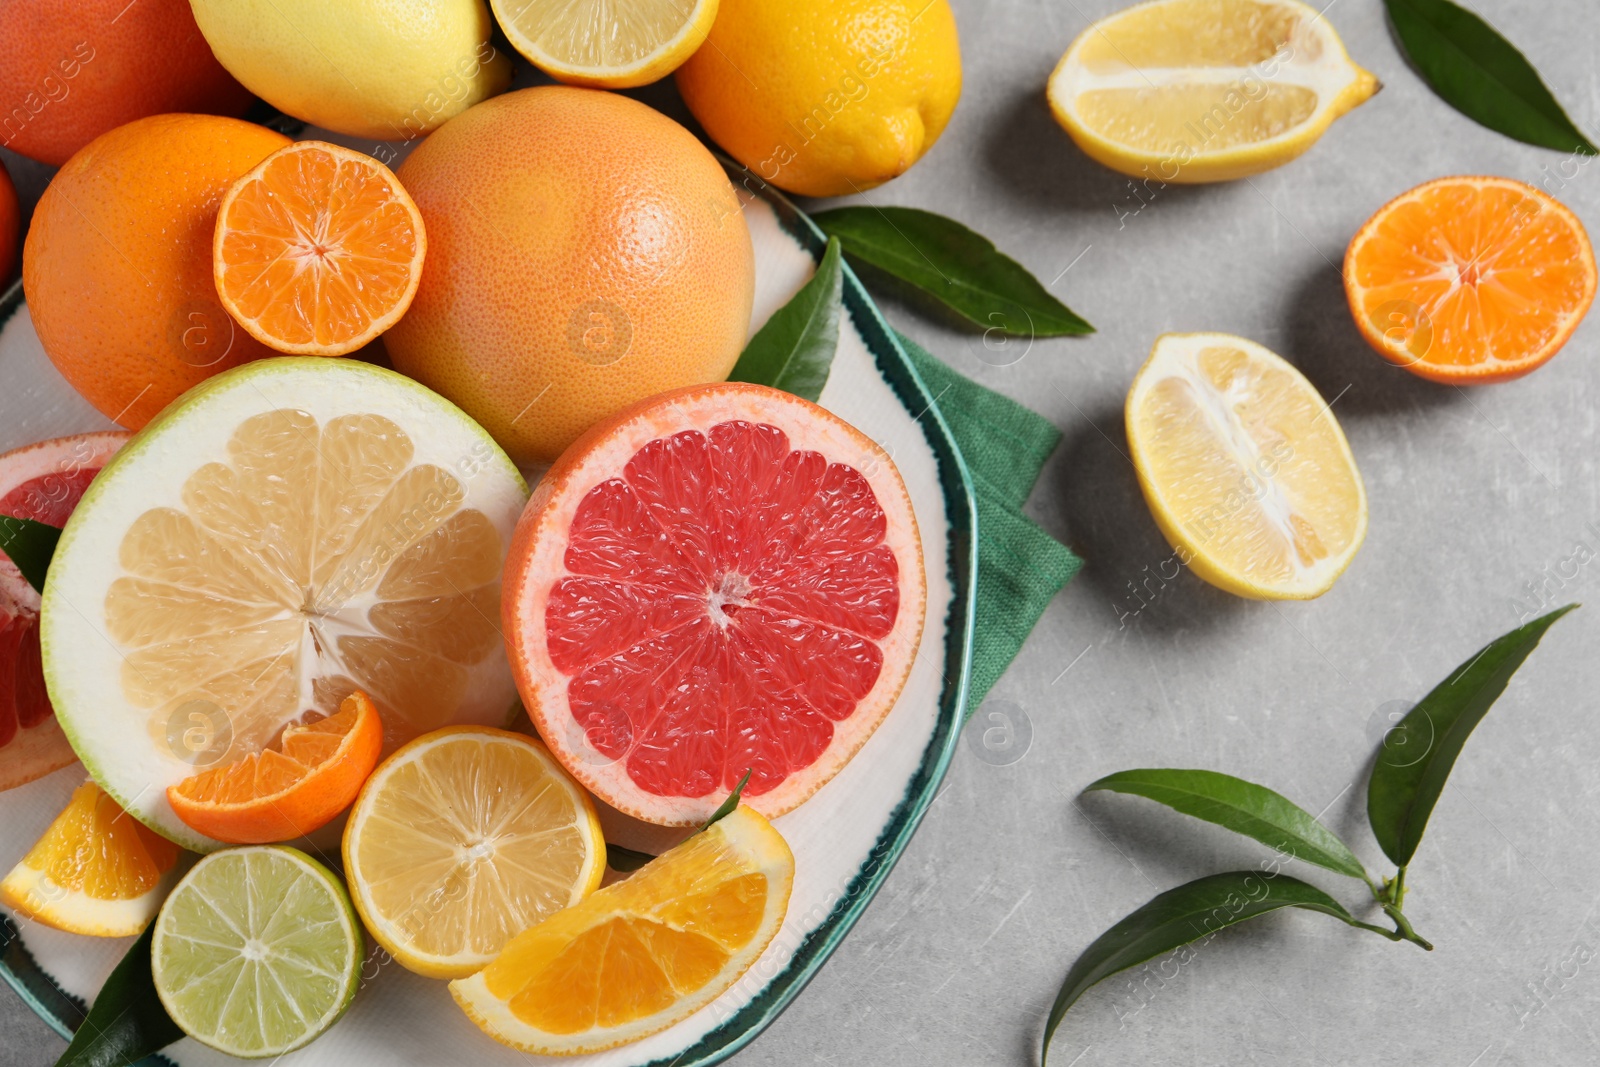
[7,1,1600,1064]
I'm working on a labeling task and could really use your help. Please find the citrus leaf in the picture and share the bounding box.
[1042,871,1396,1063]
[727,237,842,401]
[1367,604,1578,867]
[55,923,182,1067]
[1385,0,1599,154]
[703,768,752,830]
[811,206,1093,337]
[0,515,61,594]
[1086,769,1370,884]
[605,844,656,872]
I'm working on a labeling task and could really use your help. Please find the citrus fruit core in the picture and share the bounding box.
[507,383,925,825]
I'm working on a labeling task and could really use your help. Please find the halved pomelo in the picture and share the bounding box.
[504,382,925,826]
[0,432,127,791]
[40,358,527,850]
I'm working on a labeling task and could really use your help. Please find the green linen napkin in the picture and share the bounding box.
[892,332,1083,715]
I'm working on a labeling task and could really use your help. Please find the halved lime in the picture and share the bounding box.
[152,846,363,1058]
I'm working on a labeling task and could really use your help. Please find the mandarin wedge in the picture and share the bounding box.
[167,691,382,844]
[1,781,182,937]
[215,141,426,357]
[343,726,605,979]
[450,804,794,1055]
[1126,333,1367,600]
[1344,176,1597,383]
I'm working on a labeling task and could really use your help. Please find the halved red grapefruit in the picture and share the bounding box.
[1,432,128,790]
[504,383,925,826]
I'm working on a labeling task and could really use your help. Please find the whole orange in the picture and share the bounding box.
[384,86,755,466]
[0,0,254,167]
[23,114,290,429]
[0,158,16,284]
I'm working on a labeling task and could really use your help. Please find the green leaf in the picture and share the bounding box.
[1367,604,1578,867]
[811,207,1093,337]
[702,768,752,830]
[727,237,843,401]
[1042,871,1396,1063]
[1385,0,1598,154]
[605,844,656,872]
[1086,769,1371,884]
[55,923,182,1067]
[0,516,61,594]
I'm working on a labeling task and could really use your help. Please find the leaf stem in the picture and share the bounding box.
[1382,903,1434,951]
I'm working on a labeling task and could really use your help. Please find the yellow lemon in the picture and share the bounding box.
[492,0,719,88]
[1048,0,1376,183]
[189,0,511,141]
[675,0,962,197]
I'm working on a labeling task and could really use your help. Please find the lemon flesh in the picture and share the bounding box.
[493,0,719,88]
[342,727,606,979]
[152,846,362,1058]
[41,358,527,852]
[1126,333,1367,599]
[1048,0,1376,182]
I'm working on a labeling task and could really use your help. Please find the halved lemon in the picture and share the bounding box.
[451,804,793,1055]
[490,0,719,88]
[1,780,183,937]
[40,358,528,851]
[1126,333,1367,599]
[342,726,605,979]
[1047,0,1377,183]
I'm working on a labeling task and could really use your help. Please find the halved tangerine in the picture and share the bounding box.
[1345,176,1597,383]
[0,431,127,791]
[504,382,926,826]
[167,690,383,844]
[213,140,426,356]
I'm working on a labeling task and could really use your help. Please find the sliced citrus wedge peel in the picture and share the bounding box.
[1,780,182,937]
[214,140,426,356]
[1344,175,1597,384]
[343,725,606,979]
[166,690,382,844]
[40,358,527,851]
[490,0,719,88]
[152,845,362,1058]
[450,803,794,1055]
[1047,0,1377,183]
[1126,332,1367,600]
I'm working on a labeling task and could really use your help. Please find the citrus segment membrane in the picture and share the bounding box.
[450,804,794,1055]
[1344,176,1598,381]
[342,726,605,979]
[1127,333,1366,599]
[509,383,924,826]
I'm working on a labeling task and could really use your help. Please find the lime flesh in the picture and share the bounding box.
[152,846,363,1058]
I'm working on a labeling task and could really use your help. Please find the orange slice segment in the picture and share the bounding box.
[167,690,382,844]
[1345,176,1597,383]
[214,140,426,356]
[1,780,182,936]
[450,804,793,1054]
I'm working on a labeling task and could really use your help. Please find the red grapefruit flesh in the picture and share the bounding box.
[0,432,129,790]
[504,383,925,826]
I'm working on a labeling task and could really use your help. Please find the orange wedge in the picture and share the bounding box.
[1345,176,1597,383]
[1,780,182,936]
[167,690,382,845]
[213,140,426,356]
[450,804,794,1054]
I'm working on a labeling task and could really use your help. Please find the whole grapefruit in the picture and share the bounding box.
[0,0,253,167]
[23,114,290,430]
[384,87,756,466]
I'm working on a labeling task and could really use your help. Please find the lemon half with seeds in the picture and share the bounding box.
[1126,332,1367,600]
[1048,0,1377,183]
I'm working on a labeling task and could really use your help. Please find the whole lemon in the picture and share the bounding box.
[675,0,962,198]
[23,115,290,429]
[189,0,511,141]
[383,87,755,466]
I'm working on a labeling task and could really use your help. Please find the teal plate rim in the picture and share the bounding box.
[0,161,979,1067]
